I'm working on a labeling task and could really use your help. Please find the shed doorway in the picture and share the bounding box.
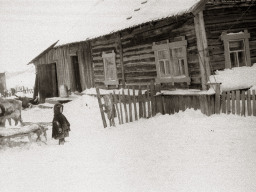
[38,63,58,102]
[71,56,82,92]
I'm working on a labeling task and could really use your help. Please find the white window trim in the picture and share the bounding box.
[102,50,118,86]
[221,30,251,69]
[152,37,190,85]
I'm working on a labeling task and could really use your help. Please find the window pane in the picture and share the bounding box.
[165,60,171,75]
[178,59,185,75]
[230,52,238,68]
[173,48,183,58]
[229,40,244,51]
[238,51,246,67]
[159,60,165,76]
[158,50,168,60]
[172,59,180,76]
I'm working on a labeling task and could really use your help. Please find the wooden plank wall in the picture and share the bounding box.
[91,33,122,88]
[90,14,202,89]
[204,3,256,71]
[34,42,94,93]
[120,14,201,88]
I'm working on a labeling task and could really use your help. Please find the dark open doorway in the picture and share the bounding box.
[71,56,82,92]
[37,63,58,102]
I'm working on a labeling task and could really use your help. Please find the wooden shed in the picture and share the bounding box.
[29,0,256,102]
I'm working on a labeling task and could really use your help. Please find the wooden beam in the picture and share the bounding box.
[117,33,125,88]
[194,11,211,90]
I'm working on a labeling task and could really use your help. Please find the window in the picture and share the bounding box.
[153,37,190,84]
[102,51,118,85]
[221,30,251,69]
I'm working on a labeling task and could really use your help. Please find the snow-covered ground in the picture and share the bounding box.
[0,95,256,192]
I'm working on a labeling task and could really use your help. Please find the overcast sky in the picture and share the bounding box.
[0,0,97,72]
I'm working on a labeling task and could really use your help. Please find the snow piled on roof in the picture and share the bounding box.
[208,64,256,92]
[57,0,201,46]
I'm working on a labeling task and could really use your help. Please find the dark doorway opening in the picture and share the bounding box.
[71,56,82,92]
[38,63,58,102]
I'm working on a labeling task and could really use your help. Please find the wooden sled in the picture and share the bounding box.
[0,122,51,145]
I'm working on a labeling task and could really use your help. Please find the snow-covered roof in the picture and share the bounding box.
[57,0,202,46]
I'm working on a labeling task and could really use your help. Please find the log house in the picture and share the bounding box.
[28,0,256,102]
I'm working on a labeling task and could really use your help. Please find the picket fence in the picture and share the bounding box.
[96,83,256,128]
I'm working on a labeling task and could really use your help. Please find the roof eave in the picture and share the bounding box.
[27,40,59,65]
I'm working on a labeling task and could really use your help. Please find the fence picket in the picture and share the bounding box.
[96,88,107,128]
[138,87,143,118]
[133,87,138,121]
[113,91,121,125]
[119,92,124,124]
[236,91,240,115]
[231,91,235,114]
[147,85,151,118]
[122,89,129,123]
[150,81,156,116]
[155,84,163,114]
[247,90,252,116]
[128,88,133,122]
[215,84,221,114]
[226,91,230,114]
[241,91,245,116]
[253,90,256,116]
[221,92,226,114]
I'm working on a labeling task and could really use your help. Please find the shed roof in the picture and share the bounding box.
[57,0,203,46]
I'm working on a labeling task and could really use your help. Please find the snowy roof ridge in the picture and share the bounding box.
[56,0,203,47]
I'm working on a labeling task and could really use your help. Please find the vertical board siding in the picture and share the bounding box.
[34,42,94,96]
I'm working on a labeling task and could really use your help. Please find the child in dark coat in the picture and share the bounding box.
[52,103,71,145]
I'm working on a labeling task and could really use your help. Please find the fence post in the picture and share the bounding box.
[252,90,256,116]
[113,91,121,125]
[138,87,143,118]
[119,92,124,124]
[128,88,133,122]
[247,90,252,116]
[150,81,156,116]
[155,84,163,114]
[133,86,138,121]
[215,83,221,114]
[241,91,246,116]
[147,84,151,118]
[122,89,129,123]
[236,90,240,115]
[96,88,107,128]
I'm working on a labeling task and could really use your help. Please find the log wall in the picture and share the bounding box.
[91,33,122,88]
[91,14,201,89]
[204,3,256,71]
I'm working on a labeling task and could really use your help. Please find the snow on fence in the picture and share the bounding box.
[96,83,256,128]
[96,82,215,128]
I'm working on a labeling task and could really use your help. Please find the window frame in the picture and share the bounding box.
[102,51,118,86]
[221,30,251,69]
[152,38,190,84]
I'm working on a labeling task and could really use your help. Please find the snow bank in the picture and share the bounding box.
[1,95,256,192]
[208,64,256,92]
